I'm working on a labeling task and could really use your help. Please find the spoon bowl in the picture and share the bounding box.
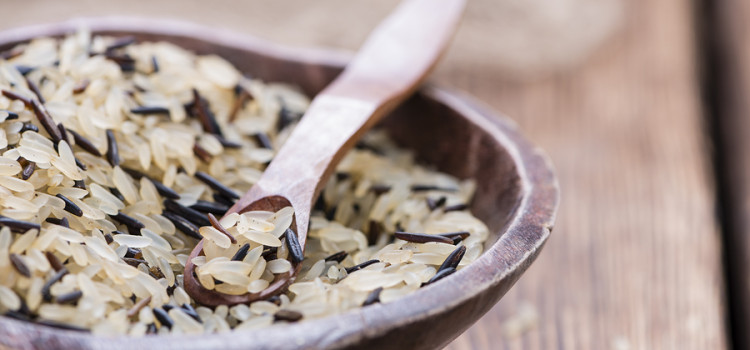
[0,17,558,350]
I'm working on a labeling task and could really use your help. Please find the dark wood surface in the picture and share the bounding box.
[0,0,735,348]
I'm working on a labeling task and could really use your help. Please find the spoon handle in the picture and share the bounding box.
[231,0,466,221]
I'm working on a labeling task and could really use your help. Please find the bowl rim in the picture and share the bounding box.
[0,17,559,349]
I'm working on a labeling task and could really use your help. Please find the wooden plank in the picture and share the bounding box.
[0,0,728,348]
[446,0,728,348]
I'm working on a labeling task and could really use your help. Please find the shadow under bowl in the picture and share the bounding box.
[0,17,559,350]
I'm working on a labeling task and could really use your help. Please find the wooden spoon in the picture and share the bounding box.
[184,0,466,306]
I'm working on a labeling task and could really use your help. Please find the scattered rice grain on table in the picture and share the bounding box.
[0,29,489,335]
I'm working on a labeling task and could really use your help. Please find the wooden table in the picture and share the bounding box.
[1,0,733,348]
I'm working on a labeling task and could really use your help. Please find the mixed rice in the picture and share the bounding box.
[0,29,489,335]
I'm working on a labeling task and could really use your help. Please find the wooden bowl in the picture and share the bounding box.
[0,18,559,350]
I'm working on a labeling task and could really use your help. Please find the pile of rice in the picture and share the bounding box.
[0,29,489,335]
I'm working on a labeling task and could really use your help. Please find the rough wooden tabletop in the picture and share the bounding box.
[1,0,733,348]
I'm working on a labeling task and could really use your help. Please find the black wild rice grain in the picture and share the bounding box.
[195,171,239,199]
[345,259,379,274]
[212,193,235,207]
[109,187,126,201]
[324,251,348,263]
[146,323,157,334]
[24,76,45,104]
[19,122,38,133]
[267,295,281,306]
[130,106,170,115]
[189,200,229,215]
[122,167,180,200]
[215,135,242,149]
[181,304,202,322]
[124,247,140,258]
[37,320,89,332]
[254,132,273,150]
[410,184,458,192]
[284,228,304,264]
[0,216,41,232]
[31,100,63,143]
[261,247,278,260]
[161,211,203,240]
[2,90,32,107]
[276,105,302,132]
[443,203,468,212]
[45,217,70,228]
[438,231,470,241]
[122,257,148,268]
[438,245,466,272]
[325,205,337,221]
[14,65,34,76]
[426,196,447,211]
[21,161,35,180]
[228,88,251,123]
[313,195,326,212]
[73,179,86,189]
[336,172,350,181]
[394,231,453,245]
[65,128,101,156]
[45,251,64,272]
[0,110,19,120]
[151,56,159,73]
[231,243,251,261]
[55,290,83,304]
[4,310,31,321]
[422,267,456,287]
[362,287,383,306]
[103,53,136,72]
[126,296,152,318]
[74,157,87,170]
[16,299,31,317]
[208,213,237,244]
[57,123,70,144]
[105,129,119,166]
[367,220,381,245]
[72,79,89,94]
[10,253,31,277]
[149,266,165,280]
[193,143,213,163]
[163,199,211,227]
[56,194,83,217]
[191,89,223,136]
[153,308,173,329]
[354,141,384,155]
[112,212,145,231]
[104,233,113,244]
[105,36,136,51]
[41,267,68,301]
[370,184,391,195]
[274,310,303,322]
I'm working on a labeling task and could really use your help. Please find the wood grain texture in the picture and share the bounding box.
[448,0,728,348]
[0,0,729,348]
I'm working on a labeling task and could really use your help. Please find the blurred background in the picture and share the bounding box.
[4,0,744,348]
